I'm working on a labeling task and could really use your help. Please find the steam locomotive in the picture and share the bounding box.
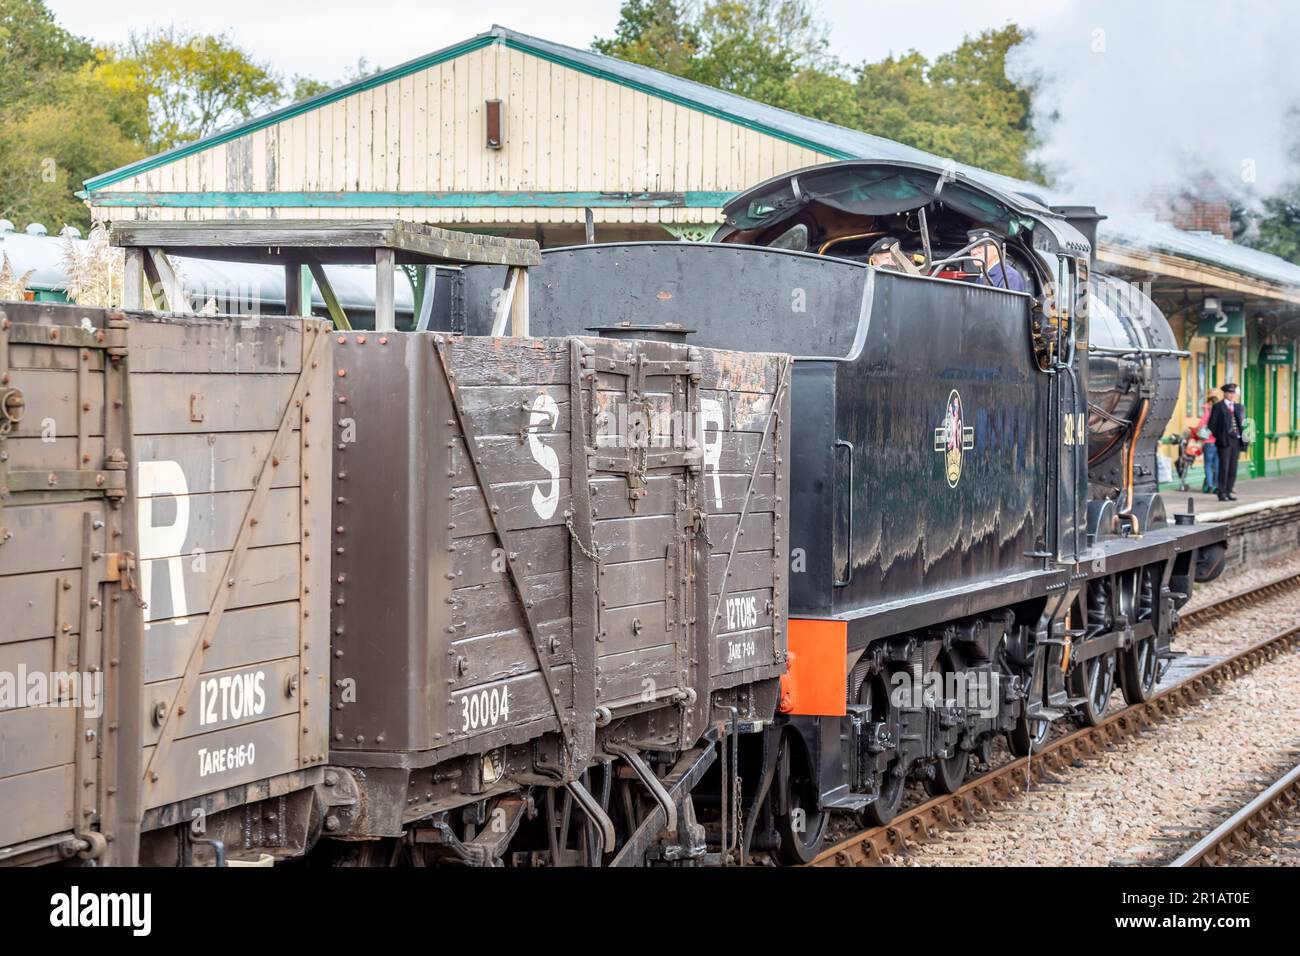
[0,159,1224,866]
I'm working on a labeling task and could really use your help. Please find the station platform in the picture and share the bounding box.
[1165,472,1300,569]
[1171,472,1300,521]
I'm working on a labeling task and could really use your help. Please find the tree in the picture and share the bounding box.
[291,75,332,103]
[593,5,1037,181]
[593,0,701,77]
[1234,194,1300,266]
[595,0,842,115]
[0,0,149,229]
[116,28,281,151]
[0,0,92,105]
[853,26,1037,180]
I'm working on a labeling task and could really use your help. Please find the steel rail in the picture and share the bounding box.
[1170,761,1300,867]
[1181,571,1300,628]
[807,617,1300,867]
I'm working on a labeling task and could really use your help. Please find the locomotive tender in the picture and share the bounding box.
[0,160,1224,866]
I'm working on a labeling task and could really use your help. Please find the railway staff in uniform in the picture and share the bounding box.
[867,237,903,270]
[967,228,1025,292]
[1208,382,1246,501]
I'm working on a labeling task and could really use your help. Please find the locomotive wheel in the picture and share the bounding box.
[1070,649,1116,726]
[860,764,905,827]
[924,748,969,796]
[1119,636,1159,704]
[1006,710,1049,757]
[773,732,828,865]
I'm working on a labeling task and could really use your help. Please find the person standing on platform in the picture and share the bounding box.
[1197,388,1222,495]
[1208,383,1246,501]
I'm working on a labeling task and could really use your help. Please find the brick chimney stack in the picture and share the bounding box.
[1149,182,1234,240]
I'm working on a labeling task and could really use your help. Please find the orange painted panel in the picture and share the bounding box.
[779,619,847,717]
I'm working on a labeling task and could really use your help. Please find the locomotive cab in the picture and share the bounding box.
[713,160,1045,293]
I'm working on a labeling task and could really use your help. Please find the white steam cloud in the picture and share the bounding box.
[1008,0,1300,215]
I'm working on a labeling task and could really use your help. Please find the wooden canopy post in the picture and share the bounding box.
[375,247,395,331]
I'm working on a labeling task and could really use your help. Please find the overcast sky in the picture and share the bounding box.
[44,0,1067,85]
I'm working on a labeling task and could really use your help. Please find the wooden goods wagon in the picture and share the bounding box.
[0,302,331,865]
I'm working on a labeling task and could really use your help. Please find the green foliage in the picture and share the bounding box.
[115,27,281,151]
[0,0,144,229]
[594,4,1038,181]
[291,75,332,103]
[593,0,701,77]
[1234,194,1300,266]
[855,26,1037,180]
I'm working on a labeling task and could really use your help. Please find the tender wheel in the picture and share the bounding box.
[1070,649,1116,726]
[773,731,828,865]
[857,672,905,826]
[923,649,970,796]
[1119,635,1159,704]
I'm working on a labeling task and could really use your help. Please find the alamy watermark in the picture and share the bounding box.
[0,666,103,717]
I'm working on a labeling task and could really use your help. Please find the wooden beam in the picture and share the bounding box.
[147,248,188,313]
[510,267,529,336]
[122,248,144,310]
[490,267,518,336]
[284,262,303,316]
[375,247,395,331]
[307,262,352,331]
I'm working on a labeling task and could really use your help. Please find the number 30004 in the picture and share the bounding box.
[459,686,510,732]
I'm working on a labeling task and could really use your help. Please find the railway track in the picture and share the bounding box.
[807,570,1300,868]
[1170,760,1300,867]
[1181,571,1300,627]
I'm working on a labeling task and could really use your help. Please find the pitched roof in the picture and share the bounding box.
[84,25,1300,296]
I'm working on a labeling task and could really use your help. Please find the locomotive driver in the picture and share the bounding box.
[967,228,1026,292]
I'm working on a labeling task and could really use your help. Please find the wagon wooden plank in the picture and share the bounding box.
[0,637,54,708]
[141,655,302,746]
[453,383,572,435]
[451,570,570,639]
[598,599,670,656]
[595,644,677,706]
[136,486,300,563]
[6,436,107,473]
[144,603,301,683]
[0,706,76,777]
[452,527,569,588]
[447,619,572,691]
[449,433,570,485]
[0,569,82,646]
[0,764,76,848]
[139,542,299,628]
[450,478,573,537]
[7,368,105,440]
[130,373,298,435]
[134,432,301,495]
[445,338,569,386]
[444,665,574,744]
[127,317,303,374]
[140,712,302,810]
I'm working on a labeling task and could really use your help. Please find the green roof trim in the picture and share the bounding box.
[83,28,851,193]
[85,190,737,208]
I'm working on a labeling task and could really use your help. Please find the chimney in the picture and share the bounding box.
[1148,181,1234,240]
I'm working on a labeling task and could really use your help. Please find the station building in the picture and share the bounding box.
[75,25,1300,485]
